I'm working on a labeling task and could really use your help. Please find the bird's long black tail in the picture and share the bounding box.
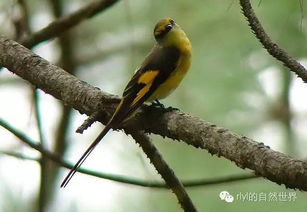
[61,92,144,187]
[60,124,112,188]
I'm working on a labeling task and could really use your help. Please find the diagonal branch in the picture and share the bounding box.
[1,36,307,190]
[239,0,307,83]
[128,130,197,212]
[19,0,120,48]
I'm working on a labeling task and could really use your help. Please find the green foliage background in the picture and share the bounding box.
[0,0,307,211]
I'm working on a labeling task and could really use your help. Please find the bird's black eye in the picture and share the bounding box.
[154,19,175,40]
[165,24,172,31]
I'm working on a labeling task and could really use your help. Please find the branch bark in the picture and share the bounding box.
[239,0,307,83]
[128,130,197,212]
[1,36,307,191]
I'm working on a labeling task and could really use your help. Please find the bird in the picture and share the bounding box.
[61,18,192,187]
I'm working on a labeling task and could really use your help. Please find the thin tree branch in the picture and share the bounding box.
[33,91,46,146]
[76,111,101,133]
[14,0,31,40]
[239,0,307,83]
[33,89,49,212]
[128,130,197,212]
[279,70,294,155]
[0,118,258,188]
[19,0,120,48]
[0,150,39,161]
[178,174,258,187]
[1,36,307,190]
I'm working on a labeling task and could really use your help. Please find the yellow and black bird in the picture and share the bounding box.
[61,18,192,187]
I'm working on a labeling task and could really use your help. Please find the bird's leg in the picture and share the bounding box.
[151,100,165,108]
[150,100,179,112]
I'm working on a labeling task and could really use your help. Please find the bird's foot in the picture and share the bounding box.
[151,100,165,108]
[150,100,178,112]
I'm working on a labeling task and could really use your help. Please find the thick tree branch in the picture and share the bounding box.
[1,36,307,190]
[128,130,196,212]
[19,0,119,48]
[239,0,307,83]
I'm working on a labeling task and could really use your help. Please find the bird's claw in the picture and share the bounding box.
[151,100,165,108]
[149,100,178,112]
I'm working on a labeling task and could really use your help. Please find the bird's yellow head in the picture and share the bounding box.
[153,18,191,53]
[154,18,176,41]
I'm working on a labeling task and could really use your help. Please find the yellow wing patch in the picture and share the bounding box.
[138,70,159,84]
[132,70,159,105]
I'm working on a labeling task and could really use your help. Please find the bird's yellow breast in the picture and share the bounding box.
[147,36,192,102]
